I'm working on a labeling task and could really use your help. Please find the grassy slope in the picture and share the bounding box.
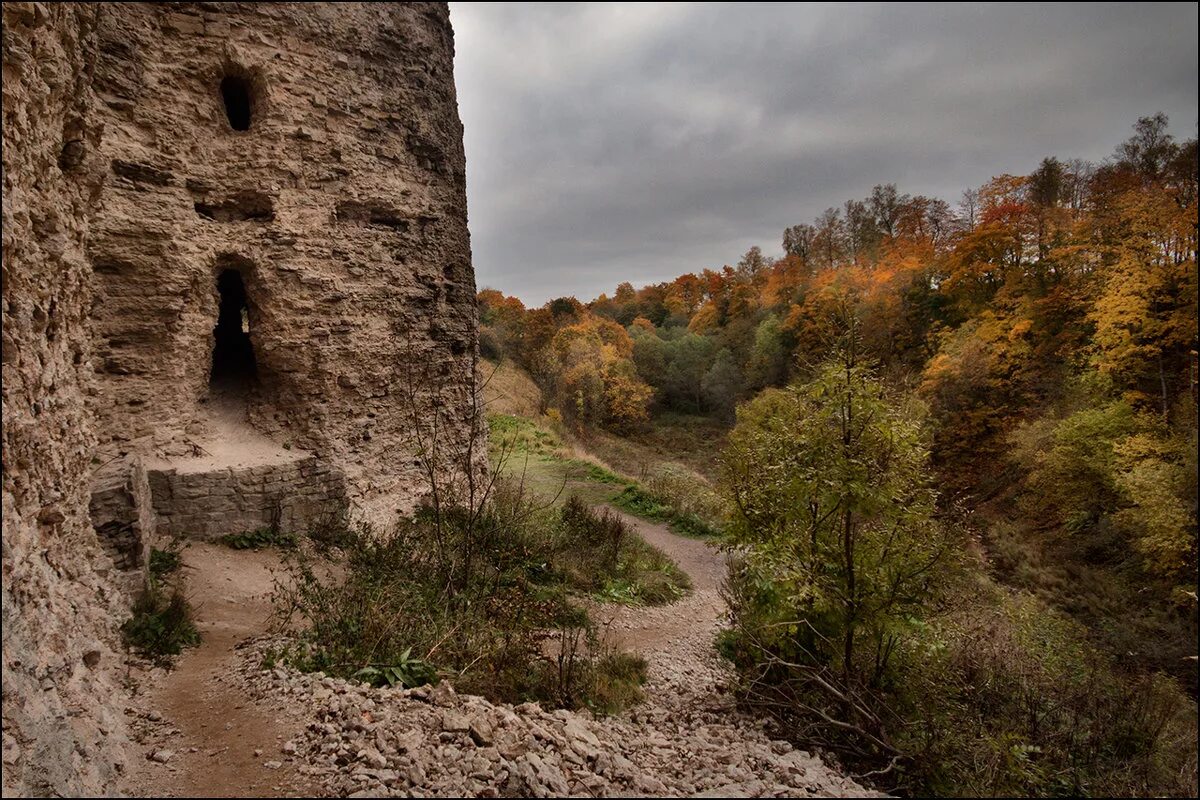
[482,362,724,537]
[482,358,726,539]
[584,411,729,483]
[481,358,699,603]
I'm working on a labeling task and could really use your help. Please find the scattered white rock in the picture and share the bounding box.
[233,631,881,798]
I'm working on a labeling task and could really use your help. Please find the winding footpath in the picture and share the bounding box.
[120,513,875,797]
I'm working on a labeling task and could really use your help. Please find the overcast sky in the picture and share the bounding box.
[449,2,1198,306]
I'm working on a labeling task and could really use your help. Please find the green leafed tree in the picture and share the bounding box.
[721,340,955,701]
[745,313,788,390]
[701,347,742,418]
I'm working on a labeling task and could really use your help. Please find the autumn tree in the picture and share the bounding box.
[549,316,652,431]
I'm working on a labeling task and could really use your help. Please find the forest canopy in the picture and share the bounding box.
[479,114,1197,795]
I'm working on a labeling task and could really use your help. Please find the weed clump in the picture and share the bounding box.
[305,504,360,553]
[122,580,200,662]
[148,543,184,578]
[124,539,199,661]
[219,526,297,550]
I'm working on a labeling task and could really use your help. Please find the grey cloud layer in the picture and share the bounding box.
[450,2,1198,305]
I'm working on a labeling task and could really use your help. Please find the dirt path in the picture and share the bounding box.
[598,509,727,655]
[120,544,316,798]
[120,512,732,797]
[119,511,871,797]
[119,514,725,798]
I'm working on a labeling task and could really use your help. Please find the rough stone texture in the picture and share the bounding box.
[2,4,134,795]
[89,458,157,585]
[2,3,476,795]
[237,638,881,798]
[86,1,480,511]
[147,454,346,540]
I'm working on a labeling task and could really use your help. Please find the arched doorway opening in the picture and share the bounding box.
[209,268,258,393]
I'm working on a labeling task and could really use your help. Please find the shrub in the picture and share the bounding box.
[718,347,1197,797]
[122,580,200,662]
[894,589,1198,797]
[721,344,955,698]
[527,620,648,714]
[270,484,668,711]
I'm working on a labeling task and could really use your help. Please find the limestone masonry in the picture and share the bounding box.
[2,3,478,794]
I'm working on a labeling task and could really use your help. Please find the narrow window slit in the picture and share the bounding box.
[220,76,252,131]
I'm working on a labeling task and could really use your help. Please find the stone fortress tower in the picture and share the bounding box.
[2,3,478,794]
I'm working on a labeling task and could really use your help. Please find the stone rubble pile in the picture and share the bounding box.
[237,635,877,798]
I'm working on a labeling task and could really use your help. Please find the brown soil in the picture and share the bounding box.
[120,543,316,797]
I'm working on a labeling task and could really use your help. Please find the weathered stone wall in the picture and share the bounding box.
[147,456,346,541]
[87,2,480,507]
[1,4,134,795]
[3,3,476,794]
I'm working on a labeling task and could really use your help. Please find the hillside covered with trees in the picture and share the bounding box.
[479,114,1198,795]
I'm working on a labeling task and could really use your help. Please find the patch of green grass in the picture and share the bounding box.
[489,412,720,537]
[587,411,729,482]
[666,511,722,539]
[498,452,624,507]
[596,567,689,607]
[490,408,721,540]
[577,460,629,485]
[220,526,297,551]
[613,484,723,540]
[582,652,648,716]
[488,412,565,457]
[613,484,672,519]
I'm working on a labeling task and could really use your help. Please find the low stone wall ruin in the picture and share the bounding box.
[88,460,156,591]
[146,456,346,541]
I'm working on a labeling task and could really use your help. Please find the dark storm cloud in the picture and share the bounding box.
[449,2,1198,305]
